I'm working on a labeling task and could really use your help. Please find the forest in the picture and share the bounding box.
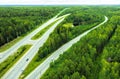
[41,6,120,79]
[0,5,119,79]
[0,6,64,46]
[21,6,107,78]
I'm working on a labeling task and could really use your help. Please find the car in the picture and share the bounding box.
[51,58,54,61]
[26,58,29,61]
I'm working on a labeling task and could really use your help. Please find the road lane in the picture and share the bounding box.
[1,14,70,79]
[25,16,108,79]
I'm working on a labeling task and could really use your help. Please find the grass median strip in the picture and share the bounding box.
[31,18,62,40]
[0,44,32,78]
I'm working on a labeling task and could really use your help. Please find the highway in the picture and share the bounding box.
[0,8,68,63]
[1,14,70,79]
[25,16,108,79]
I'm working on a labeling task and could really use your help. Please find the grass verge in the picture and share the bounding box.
[0,37,22,52]
[0,44,32,78]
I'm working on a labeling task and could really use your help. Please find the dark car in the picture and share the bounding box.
[26,58,29,61]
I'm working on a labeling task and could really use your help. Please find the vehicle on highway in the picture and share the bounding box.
[26,58,29,61]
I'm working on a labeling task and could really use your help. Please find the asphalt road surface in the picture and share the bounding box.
[1,14,70,79]
[25,16,108,79]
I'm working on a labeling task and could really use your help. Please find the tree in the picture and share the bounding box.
[71,72,81,79]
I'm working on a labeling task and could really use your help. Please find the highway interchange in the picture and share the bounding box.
[0,8,108,79]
